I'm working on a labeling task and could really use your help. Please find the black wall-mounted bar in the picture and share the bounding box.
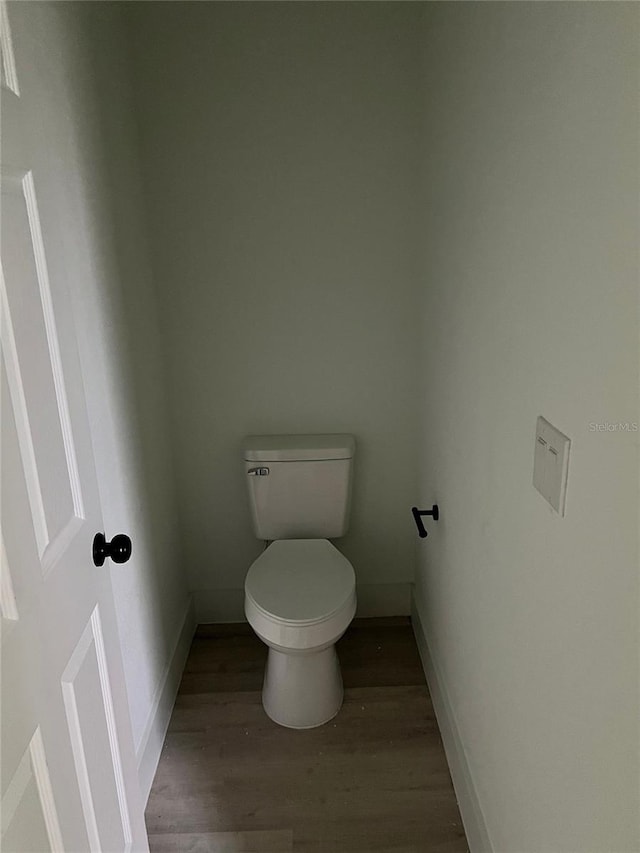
[411,505,439,539]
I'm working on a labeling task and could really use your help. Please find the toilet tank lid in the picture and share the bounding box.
[243,433,355,462]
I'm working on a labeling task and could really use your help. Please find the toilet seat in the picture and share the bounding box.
[245,539,355,625]
[244,539,356,650]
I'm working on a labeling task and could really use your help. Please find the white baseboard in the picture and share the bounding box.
[411,591,494,853]
[193,582,412,624]
[136,596,196,803]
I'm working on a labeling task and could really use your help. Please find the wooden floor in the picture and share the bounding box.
[146,617,468,853]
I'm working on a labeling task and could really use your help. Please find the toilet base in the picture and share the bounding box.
[262,645,343,729]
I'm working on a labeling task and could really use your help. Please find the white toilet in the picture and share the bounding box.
[243,434,357,729]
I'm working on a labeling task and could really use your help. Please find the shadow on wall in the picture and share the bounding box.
[64,3,190,756]
[123,2,424,616]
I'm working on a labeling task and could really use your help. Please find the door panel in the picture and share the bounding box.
[2,169,82,569]
[61,608,132,853]
[1,728,64,853]
[1,3,148,850]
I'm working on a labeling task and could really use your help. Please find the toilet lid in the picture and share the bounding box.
[245,539,355,625]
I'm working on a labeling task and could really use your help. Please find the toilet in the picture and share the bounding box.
[243,434,357,729]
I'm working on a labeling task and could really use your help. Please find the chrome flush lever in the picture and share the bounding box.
[247,467,270,476]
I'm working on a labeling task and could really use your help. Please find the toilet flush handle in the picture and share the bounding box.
[247,467,270,476]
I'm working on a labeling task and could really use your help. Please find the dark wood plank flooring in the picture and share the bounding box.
[146,617,468,852]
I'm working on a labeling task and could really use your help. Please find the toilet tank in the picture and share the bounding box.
[243,434,355,540]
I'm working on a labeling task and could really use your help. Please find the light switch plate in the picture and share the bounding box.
[533,416,571,515]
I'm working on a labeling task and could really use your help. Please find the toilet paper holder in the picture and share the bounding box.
[411,505,439,538]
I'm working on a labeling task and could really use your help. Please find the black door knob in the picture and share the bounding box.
[92,532,132,567]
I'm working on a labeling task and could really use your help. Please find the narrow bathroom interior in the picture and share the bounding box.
[1,2,637,852]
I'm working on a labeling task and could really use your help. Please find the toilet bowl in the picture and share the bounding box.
[244,538,356,729]
[243,433,357,727]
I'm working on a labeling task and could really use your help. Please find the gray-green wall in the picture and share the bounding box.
[126,3,423,620]
[415,4,639,850]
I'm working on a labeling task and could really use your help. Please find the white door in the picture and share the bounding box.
[1,4,149,851]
